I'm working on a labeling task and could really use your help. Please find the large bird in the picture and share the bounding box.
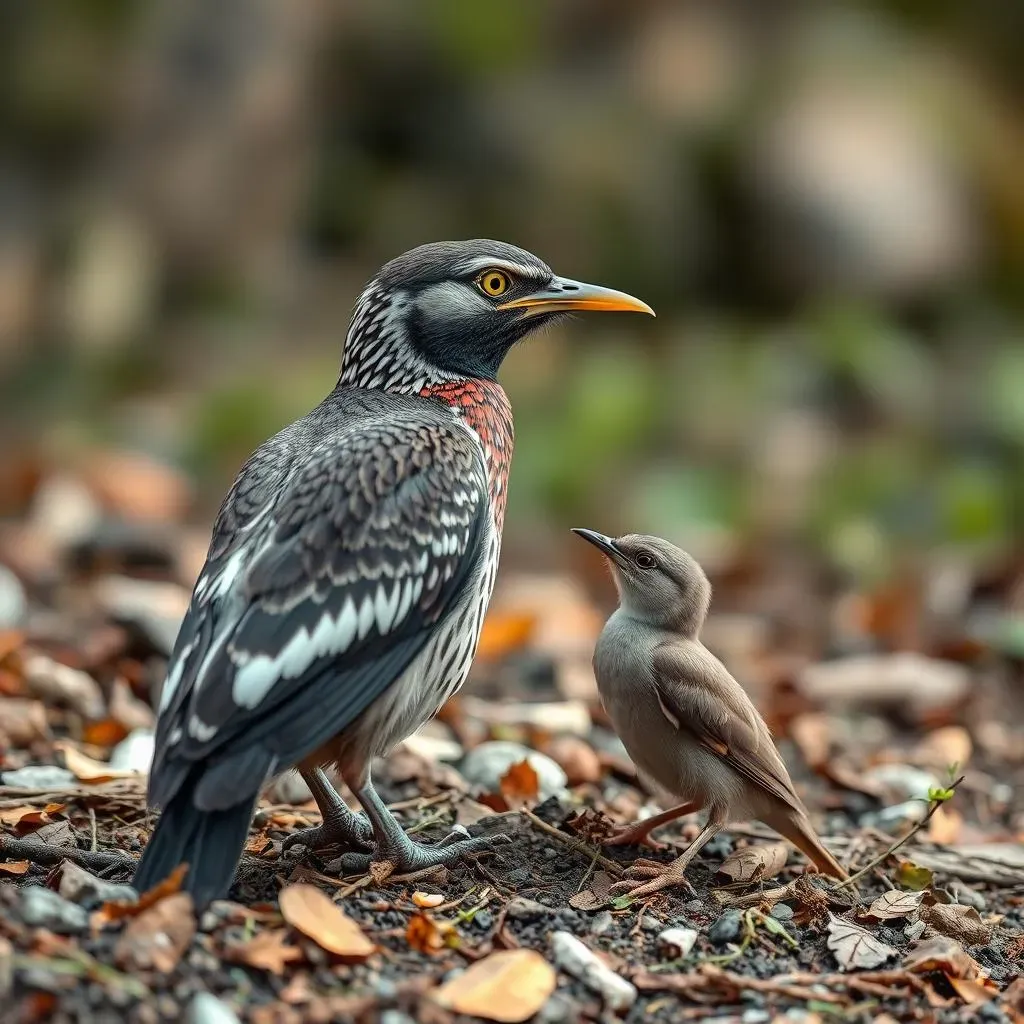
[133,241,654,906]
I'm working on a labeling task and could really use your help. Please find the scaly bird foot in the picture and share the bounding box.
[609,859,697,899]
[336,824,510,877]
[281,808,375,854]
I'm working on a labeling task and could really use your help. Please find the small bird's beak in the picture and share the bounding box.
[571,528,624,564]
[498,277,655,318]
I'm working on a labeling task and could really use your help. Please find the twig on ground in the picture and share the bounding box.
[0,834,136,874]
[832,776,965,892]
[331,864,446,902]
[520,808,624,878]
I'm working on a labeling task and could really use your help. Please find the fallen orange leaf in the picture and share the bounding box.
[405,911,456,955]
[476,612,536,662]
[226,928,304,975]
[433,948,557,1022]
[245,833,272,856]
[927,805,963,845]
[95,863,187,926]
[499,759,539,808]
[82,719,130,748]
[946,975,998,1004]
[114,892,195,973]
[0,860,30,875]
[57,741,141,784]
[279,883,375,961]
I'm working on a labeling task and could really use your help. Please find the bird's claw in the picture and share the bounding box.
[280,811,375,855]
[336,829,509,877]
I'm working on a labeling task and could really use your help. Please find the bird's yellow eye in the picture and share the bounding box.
[476,269,511,297]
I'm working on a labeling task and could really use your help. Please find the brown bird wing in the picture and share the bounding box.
[651,641,803,813]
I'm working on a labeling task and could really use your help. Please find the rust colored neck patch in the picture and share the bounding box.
[422,379,515,532]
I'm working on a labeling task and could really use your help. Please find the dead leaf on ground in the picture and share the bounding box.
[0,860,30,875]
[57,741,141,784]
[919,903,992,945]
[864,889,927,921]
[279,883,375,961]
[912,726,972,771]
[476,611,537,662]
[225,928,304,975]
[433,948,556,1022]
[946,975,998,1005]
[245,833,272,856]
[96,863,187,925]
[114,892,195,973]
[108,677,155,732]
[0,803,66,833]
[896,860,935,891]
[927,805,963,845]
[717,842,789,884]
[788,712,832,770]
[498,759,539,808]
[406,911,456,955]
[0,698,49,745]
[21,655,105,719]
[80,450,192,523]
[826,914,898,971]
[81,719,129,748]
[903,935,986,980]
[568,870,614,912]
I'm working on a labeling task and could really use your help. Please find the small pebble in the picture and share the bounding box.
[684,898,703,911]
[58,861,137,907]
[537,992,581,1024]
[0,565,26,628]
[589,911,615,936]
[742,1010,771,1024]
[20,887,89,934]
[703,833,734,858]
[1,765,77,789]
[770,903,794,922]
[506,897,550,920]
[109,729,155,773]
[639,914,661,933]
[379,1013,416,1024]
[948,883,987,911]
[185,992,241,1024]
[551,931,637,1012]
[709,909,743,946]
[658,927,698,958]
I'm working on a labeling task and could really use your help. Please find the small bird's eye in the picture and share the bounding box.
[635,552,657,569]
[476,269,511,297]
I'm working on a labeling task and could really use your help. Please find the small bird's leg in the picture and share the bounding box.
[610,815,726,899]
[336,775,508,875]
[604,800,702,850]
[281,767,374,853]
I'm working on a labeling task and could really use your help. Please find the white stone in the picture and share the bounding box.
[551,931,637,1012]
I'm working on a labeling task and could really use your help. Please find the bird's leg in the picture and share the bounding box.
[281,767,374,853]
[610,817,725,899]
[603,800,702,850]
[336,776,508,875]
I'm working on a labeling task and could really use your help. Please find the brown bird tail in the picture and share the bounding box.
[769,809,848,880]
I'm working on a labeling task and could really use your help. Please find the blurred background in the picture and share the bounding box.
[1,0,1023,668]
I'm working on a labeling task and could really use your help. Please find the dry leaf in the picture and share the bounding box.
[108,677,155,731]
[0,860,30,875]
[789,712,832,770]
[57,741,141,784]
[498,759,539,808]
[412,892,444,909]
[717,842,789,884]
[279,883,375,961]
[903,935,986,980]
[114,892,195,973]
[919,903,992,945]
[434,948,556,1022]
[97,863,187,925]
[82,719,129,748]
[946,975,997,1005]
[245,834,272,856]
[927,805,963,845]
[896,860,934,891]
[864,889,926,921]
[826,914,898,970]
[543,735,602,786]
[226,928,303,975]
[0,699,49,746]
[405,912,455,955]
[912,726,972,771]
[476,612,537,662]
[0,804,65,833]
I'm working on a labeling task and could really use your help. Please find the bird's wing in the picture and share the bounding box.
[651,641,801,811]
[150,415,489,808]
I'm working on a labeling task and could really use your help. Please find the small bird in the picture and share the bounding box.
[132,241,654,907]
[572,529,846,898]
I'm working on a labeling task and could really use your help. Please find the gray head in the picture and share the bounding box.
[572,529,712,636]
[340,240,654,388]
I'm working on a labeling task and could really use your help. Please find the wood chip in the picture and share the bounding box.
[279,883,375,961]
[434,948,556,1022]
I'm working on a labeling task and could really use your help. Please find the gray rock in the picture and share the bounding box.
[94,576,188,656]
[379,1014,416,1024]
[460,741,568,801]
[709,909,743,946]
[20,887,89,934]
[589,911,615,936]
[551,931,636,1012]
[0,565,26,629]
[58,861,137,907]
[185,993,241,1024]
[770,903,795,922]
[109,729,154,774]
[863,763,938,802]
[537,992,580,1024]
[1,765,77,789]
[506,897,551,921]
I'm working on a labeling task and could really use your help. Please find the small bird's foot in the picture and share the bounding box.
[336,824,510,877]
[609,861,697,900]
[281,808,374,854]
[603,826,668,851]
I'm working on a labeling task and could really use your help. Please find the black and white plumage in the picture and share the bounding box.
[134,240,654,906]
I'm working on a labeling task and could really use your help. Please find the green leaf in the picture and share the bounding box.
[896,860,935,891]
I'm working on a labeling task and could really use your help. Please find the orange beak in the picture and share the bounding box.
[498,277,655,318]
